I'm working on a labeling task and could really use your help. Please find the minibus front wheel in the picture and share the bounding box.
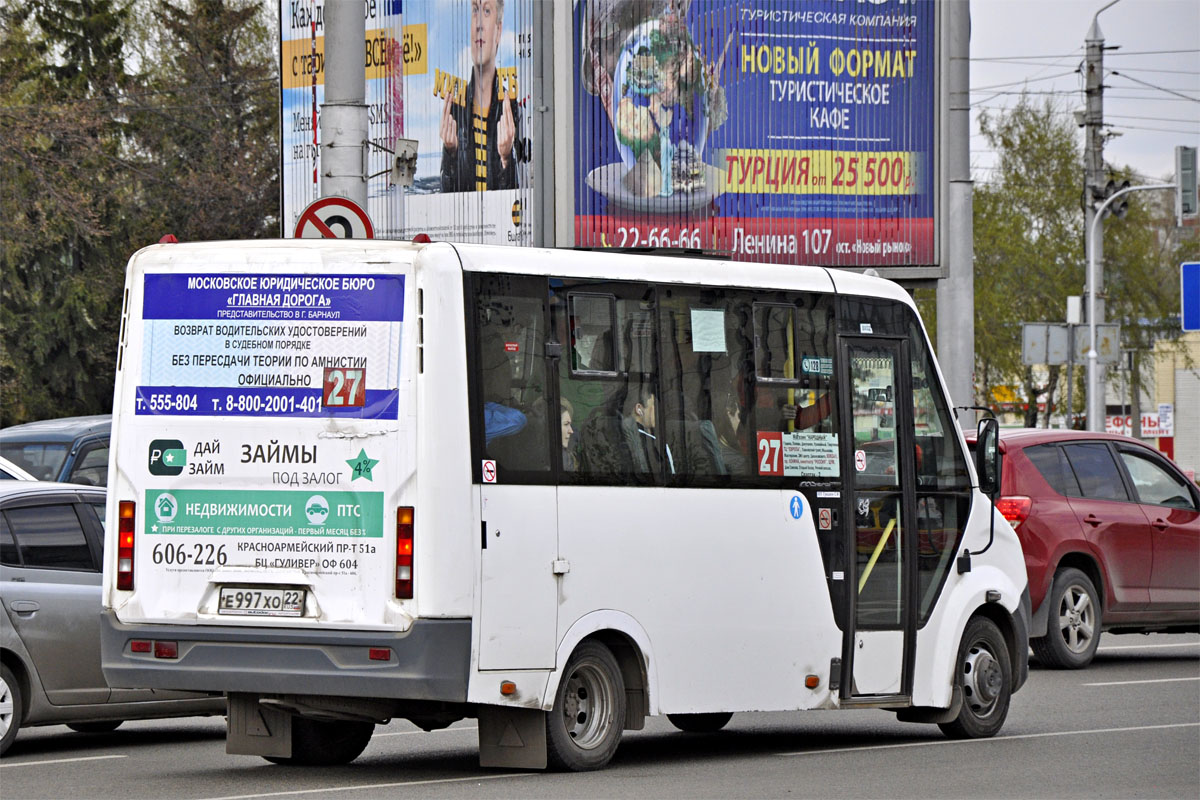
[938,615,1012,739]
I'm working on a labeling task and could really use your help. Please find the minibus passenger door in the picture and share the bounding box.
[470,273,560,671]
[838,337,917,701]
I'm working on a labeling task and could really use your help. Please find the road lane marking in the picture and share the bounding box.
[374,725,478,738]
[778,722,1199,757]
[0,754,127,769]
[194,772,535,800]
[1084,677,1200,687]
[1098,641,1200,651]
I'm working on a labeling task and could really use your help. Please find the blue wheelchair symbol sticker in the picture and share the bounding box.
[789,495,804,520]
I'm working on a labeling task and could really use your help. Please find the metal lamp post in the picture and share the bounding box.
[1085,183,1173,431]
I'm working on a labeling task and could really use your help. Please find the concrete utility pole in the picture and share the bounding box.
[937,0,974,427]
[1082,0,1120,428]
[321,0,368,208]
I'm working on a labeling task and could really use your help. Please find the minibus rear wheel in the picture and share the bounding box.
[667,712,733,733]
[265,717,374,765]
[546,641,625,771]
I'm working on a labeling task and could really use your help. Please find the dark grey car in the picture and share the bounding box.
[1,482,223,754]
[0,414,111,485]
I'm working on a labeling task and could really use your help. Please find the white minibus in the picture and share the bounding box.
[102,239,1028,770]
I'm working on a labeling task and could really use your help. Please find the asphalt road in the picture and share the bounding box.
[3,633,1197,799]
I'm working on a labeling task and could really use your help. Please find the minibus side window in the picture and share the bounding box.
[554,281,660,486]
[656,287,838,488]
[469,274,552,483]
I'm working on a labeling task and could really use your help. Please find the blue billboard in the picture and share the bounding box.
[574,0,938,268]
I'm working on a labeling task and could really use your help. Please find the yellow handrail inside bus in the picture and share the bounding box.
[785,318,795,433]
[858,517,897,593]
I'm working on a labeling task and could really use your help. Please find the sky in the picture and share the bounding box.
[969,0,1199,184]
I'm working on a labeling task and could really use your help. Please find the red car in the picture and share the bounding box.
[975,429,1199,668]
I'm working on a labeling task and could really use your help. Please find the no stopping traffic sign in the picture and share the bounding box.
[294,197,375,239]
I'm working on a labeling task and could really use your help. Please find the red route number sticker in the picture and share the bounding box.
[323,368,365,408]
[757,432,783,476]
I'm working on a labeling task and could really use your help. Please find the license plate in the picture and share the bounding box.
[218,587,305,617]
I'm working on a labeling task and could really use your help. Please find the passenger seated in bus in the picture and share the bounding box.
[485,401,526,445]
[561,398,578,471]
[622,387,674,475]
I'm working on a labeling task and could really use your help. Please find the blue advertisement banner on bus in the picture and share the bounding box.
[573,0,937,268]
[135,273,404,419]
[279,0,535,244]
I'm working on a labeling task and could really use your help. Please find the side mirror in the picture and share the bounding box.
[975,417,1002,498]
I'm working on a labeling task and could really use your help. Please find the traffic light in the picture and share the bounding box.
[1096,178,1130,218]
[1177,146,1198,226]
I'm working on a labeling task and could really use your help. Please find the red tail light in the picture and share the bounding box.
[396,507,414,599]
[996,496,1032,529]
[117,501,136,590]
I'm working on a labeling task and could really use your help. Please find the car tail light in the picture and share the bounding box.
[117,501,136,590]
[396,507,414,599]
[996,496,1032,529]
[154,640,178,659]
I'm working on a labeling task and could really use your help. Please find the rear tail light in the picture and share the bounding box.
[154,640,178,659]
[117,501,136,590]
[995,496,1032,529]
[396,507,414,599]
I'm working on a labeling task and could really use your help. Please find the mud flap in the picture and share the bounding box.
[895,685,963,724]
[227,693,292,758]
[477,705,547,769]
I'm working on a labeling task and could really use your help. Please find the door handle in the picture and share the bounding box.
[1151,518,1170,531]
[1083,514,1103,527]
[10,600,39,614]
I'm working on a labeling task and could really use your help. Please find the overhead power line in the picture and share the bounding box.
[1109,71,1200,103]
[1106,48,1200,56]
[970,71,1080,92]
[967,53,1082,61]
[1111,123,1200,134]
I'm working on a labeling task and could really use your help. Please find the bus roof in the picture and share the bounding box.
[126,239,914,311]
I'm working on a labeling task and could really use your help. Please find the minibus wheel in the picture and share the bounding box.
[667,712,733,733]
[546,641,625,771]
[938,616,1011,739]
[265,717,374,765]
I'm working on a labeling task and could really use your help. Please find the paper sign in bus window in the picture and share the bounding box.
[690,308,726,353]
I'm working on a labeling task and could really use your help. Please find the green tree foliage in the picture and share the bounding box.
[0,1,133,423]
[128,0,278,241]
[969,93,1195,428]
[973,95,1082,426]
[1,0,278,425]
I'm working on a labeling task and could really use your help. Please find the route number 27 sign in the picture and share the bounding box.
[323,368,365,407]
